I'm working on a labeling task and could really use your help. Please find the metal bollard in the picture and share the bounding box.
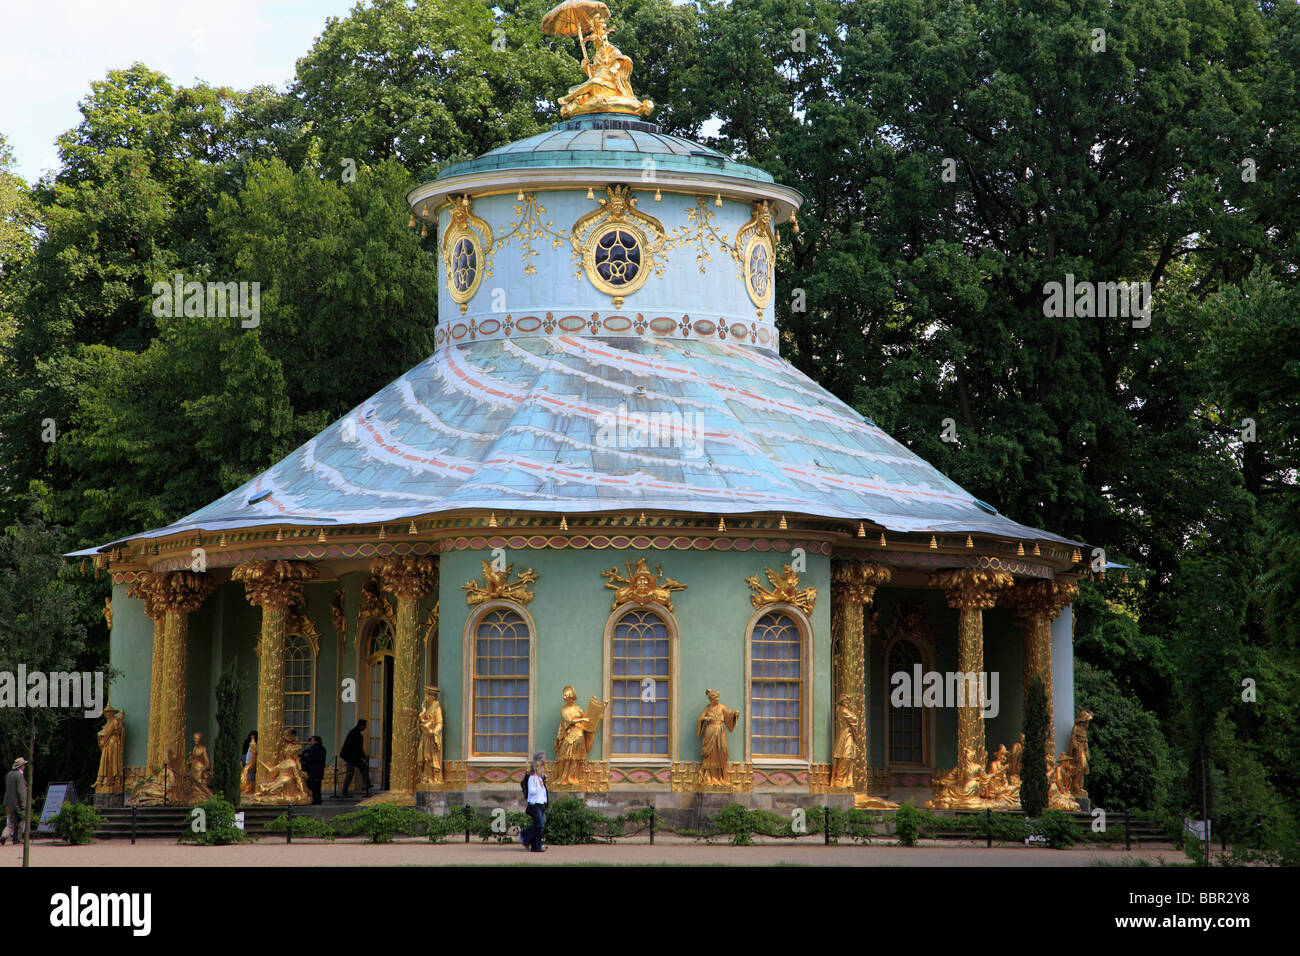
[649,806,655,845]
[1124,807,1131,851]
[824,805,830,845]
[287,803,293,844]
[131,805,137,846]
[464,803,472,843]
[986,809,992,848]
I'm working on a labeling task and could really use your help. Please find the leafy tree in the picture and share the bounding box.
[1074,660,1172,812]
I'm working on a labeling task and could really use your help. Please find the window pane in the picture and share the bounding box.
[610,609,670,757]
[473,609,531,755]
[750,613,802,757]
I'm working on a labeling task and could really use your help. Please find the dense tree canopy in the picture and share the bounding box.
[0,0,1294,856]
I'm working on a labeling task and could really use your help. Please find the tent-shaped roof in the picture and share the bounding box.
[86,334,1077,549]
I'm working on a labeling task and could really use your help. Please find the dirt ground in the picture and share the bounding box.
[4,836,1183,867]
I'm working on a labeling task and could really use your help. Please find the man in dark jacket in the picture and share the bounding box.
[339,720,371,797]
[300,736,327,805]
[5,757,27,845]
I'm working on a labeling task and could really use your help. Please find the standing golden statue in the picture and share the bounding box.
[1007,732,1025,783]
[417,686,444,787]
[94,706,125,793]
[1067,709,1092,797]
[184,732,213,803]
[696,688,739,786]
[553,686,607,786]
[830,694,859,789]
[543,1,654,119]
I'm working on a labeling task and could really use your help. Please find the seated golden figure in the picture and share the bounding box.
[131,750,179,806]
[256,732,311,804]
[543,3,653,119]
[925,745,989,810]
[982,744,1020,809]
[1046,752,1081,812]
[1007,732,1025,783]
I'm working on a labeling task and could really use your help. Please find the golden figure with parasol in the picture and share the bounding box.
[543,1,653,119]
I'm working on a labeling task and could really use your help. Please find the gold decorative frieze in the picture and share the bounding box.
[746,564,817,616]
[462,560,539,606]
[670,761,753,793]
[601,556,686,611]
[547,760,610,793]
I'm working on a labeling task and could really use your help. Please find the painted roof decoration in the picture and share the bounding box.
[95,334,1076,548]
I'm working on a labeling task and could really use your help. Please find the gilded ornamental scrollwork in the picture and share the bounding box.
[601,556,686,611]
[746,564,817,616]
[570,185,668,305]
[462,560,539,606]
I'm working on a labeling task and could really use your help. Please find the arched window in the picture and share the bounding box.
[609,608,671,757]
[472,608,531,756]
[749,611,804,758]
[283,633,315,743]
[887,639,926,765]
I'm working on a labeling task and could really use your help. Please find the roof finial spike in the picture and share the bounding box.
[560,515,568,531]
[1033,541,1041,556]
[778,514,787,531]
[489,512,498,528]
[965,534,974,548]
[318,529,327,543]
[879,532,887,548]
[857,522,865,538]
[1016,541,1025,556]
[378,526,387,540]
[409,521,418,535]
[929,535,938,549]
[638,512,647,526]
[717,517,726,532]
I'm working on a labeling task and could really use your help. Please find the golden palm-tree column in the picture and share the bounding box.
[233,560,319,791]
[155,571,218,773]
[371,556,438,796]
[126,573,168,771]
[1003,579,1078,737]
[831,561,891,791]
[930,568,1013,769]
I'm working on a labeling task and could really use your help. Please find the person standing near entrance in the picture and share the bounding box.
[340,720,371,797]
[4,758,27,845]
[520,752,548,852]
[301,735,327,805]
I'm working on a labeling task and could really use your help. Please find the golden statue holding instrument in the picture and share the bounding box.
[553,686,607,786]
[543,1,654,119]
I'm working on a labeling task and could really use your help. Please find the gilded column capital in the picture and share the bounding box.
[371,555,439,600]
[831,562,891,605]
[233,560,319,608]
[930,568,1014,610]
[126,572,168,621]
[155,571,217,615]
[1002,579,1078,623]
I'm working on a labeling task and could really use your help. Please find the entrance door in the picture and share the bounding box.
[365,621,395,791]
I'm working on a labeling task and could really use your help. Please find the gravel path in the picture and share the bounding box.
[5,837,1181,867]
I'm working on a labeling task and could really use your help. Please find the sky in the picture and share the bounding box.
[0,0,363,183]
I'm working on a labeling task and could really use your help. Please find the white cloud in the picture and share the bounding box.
[0,0,359,181]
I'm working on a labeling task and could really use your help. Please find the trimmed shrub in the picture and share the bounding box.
[713,803,755,845]
[265,812,336,840]
[179,794,248,845]
[1034,809,1082,849]
[544,798,604,845]
[51,802,102,845]
[1021,676,1050,817]
[894,803,920,846]
[333,804,428,843]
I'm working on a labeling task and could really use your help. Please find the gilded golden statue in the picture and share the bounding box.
[696,688,738,786]
[982,744,1020,808]
[184,732,213,803]
[1046,752,1080,811]
[543,1,653,119]
[1007,732,1025,783]
[924,745,989,810]
[830,694,859,789]
[417,686,444,787]
[131,750,179,806]
[94,706,125,793]
[1067,708,1092,796]
[553,686,607,786]
[746,565,817,616]
[257,731,311,804]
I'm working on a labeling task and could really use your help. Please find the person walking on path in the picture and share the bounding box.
[340,721,371,797]
[520,753,548,852]
[4,758,28,845]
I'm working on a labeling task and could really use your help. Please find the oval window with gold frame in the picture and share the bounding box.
[583,221,651,305]
[440,196,492,314]
[743,233,774,309]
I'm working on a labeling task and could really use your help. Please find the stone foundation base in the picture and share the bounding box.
[92,792,124,808]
